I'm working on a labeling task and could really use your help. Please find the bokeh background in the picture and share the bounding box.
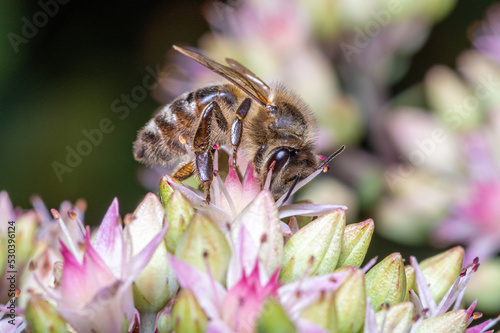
[2,0,500,317]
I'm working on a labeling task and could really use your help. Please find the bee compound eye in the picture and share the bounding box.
[270,148,291,174]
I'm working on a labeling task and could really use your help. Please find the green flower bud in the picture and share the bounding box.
[404,265,415,302]
[159,175,175,205]
[417,310,467,333]
[171,289,208,333]
[301,291,336,330]
[25,297,67,332]
[334,267,365,333]
[128,193,178,313]
[258,299,296,333]
[338,219,374,268]
[418,246,463,304]
[156,308,174,333]
[165,190,195,253]
[281,209,345,283]
[375,302,415,333]
[175,212,231,285]
[365,253,406,310]
[16,211,38,267]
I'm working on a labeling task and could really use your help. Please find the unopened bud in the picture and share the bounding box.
[365,253,406,310]
[258,299,296,332]
[417,309,467,333]
[338,219,374,268]
[165,190,195,253]
[281,209,346,283]
[171,289,207,333]
[417,246,463,303]
[175,212,231,284]
[334,267,365,332]
[25,297,67,332]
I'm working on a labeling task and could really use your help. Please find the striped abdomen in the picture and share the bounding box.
[133,84,237,166]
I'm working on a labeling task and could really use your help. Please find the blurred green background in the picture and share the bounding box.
[0,0,496,249]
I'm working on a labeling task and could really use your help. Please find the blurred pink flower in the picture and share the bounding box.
[434,135,500,264]
[48,199,168,333]
[473,4,500,64]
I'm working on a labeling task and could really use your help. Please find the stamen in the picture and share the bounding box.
[68,209,86,236]
[52,209,79,258]
[67,209,77,220]
[212,150,221,207]
[472,312,483,320]
[75,199,87,213]
[216,173,237,217]
[264,161,275,190]
[203,252,222,311]
[362,256,378,273]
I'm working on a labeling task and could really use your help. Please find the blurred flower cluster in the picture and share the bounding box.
[0,161,497,332]
[376,4,500,313]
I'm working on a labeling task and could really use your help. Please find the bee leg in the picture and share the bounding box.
[230,98,252,168]
[172,161,195,181]
[196,151,213,204]
[193,102,218,204]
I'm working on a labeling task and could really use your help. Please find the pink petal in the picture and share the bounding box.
[279,203,348,219]
[280,221,292,236]
[466,300,477,318]
[363,296,378,333]
[60,232,116,306]
[466,318,497,333]
[410,256,436,313]
[227,225,259,289]
[92,198,123,278]
[60,284,134,333]
[279,270,350,318]
[242,165,260,204]
[222,167,244,209]
[168,254,226,320]
[165,176,232,229]
[206,320,236,333]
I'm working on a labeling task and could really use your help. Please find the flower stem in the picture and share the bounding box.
[140,311,157,333]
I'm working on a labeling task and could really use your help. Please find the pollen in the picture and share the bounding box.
[179,135,187,144]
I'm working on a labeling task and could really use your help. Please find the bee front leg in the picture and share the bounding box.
[230,98,252,168]
[196,151,213,204]
[193,101,218,204]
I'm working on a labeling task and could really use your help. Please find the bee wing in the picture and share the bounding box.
[173,45,275,108]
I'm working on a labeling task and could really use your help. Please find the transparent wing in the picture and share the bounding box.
[173,45,275,108]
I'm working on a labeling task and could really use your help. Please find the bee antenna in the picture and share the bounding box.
[317,145,345,170]
[282,173,301,204]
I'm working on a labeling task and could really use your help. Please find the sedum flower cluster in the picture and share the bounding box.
[0,162,497,333]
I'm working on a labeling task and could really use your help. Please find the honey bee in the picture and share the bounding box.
[133,46,344,203]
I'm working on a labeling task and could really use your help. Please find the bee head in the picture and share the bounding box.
[264,146,318,200]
